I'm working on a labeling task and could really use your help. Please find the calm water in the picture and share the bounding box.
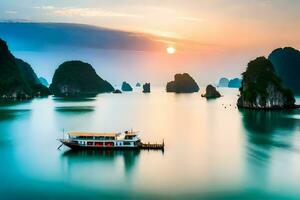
[0,88,299,199]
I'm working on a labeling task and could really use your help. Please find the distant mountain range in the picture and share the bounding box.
[218,77,242,88]
[0,22,163,52]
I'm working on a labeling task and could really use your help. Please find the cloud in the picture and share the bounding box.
[5,11,18,14]
[33,6,55,10]
[34,6,141,18]
[177,16,204,22]
[260,0,272,7]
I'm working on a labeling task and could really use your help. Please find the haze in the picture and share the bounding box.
[1,0,299,85]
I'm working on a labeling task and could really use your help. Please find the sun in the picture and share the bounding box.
[167,46,176,54]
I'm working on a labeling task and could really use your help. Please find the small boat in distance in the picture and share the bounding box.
[58,130,164,150]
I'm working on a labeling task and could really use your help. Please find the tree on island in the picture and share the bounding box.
[237,57,295,109]
[0,38,50,100]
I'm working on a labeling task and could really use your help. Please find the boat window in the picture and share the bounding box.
[105,142,114,147]
[95,142,103,146]
[125,135,135,140]
[77,136,93,140]
[94,136,115,140]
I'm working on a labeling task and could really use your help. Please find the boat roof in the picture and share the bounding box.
[125,131,139,135]
[68,132,118,137]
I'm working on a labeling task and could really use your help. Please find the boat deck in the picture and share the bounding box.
[140,142,164,150]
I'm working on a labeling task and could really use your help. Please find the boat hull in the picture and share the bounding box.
[60,140,139,150]
[59,139,164,150]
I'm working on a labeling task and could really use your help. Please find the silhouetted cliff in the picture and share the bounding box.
[237,57,295,109]
[0,38,50,100]
[166,73,199,93]
[143,83,150,93]
[122,82,133,92]
[269,47,300,94]
[50,61,114,97]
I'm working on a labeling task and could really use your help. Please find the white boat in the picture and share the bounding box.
[58,130,164,150]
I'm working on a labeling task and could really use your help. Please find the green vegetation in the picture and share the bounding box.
[238,56,295,108]
[0,38,50,100]
[16,58,50,97]
[50,61,114,97]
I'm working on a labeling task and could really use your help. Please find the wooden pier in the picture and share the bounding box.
[139,141,164,150]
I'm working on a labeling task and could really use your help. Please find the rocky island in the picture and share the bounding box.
[269,47,300,95]
[228,78,242,88]
[39,77,49,87]
[49,61,114,97]
[201,85,221,98]
[166,73,199,93]
[0,38,50,100]
[143,83,150,93]
[218,78,229,87]
[237,57,297,110]
[113,89,122,94]
[121,81,133,92]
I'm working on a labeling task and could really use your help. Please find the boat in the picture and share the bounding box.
[58,130,164,150]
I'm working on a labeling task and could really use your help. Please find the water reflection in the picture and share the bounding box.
[241,110,300,162]
[240,109,299,134]
[55,106,94,113]
[52,97,96,102]
[61,149,140,176]
[0,109,31,121]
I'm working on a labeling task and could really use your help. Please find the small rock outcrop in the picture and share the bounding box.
[49,61,114,97]
[121,81,133,92]
[228,78,242,88]
[113,89,122,94]
[166,73,199,93]
[143,83,150,93]
[218,78,229,87]
[39,77,49,87]
[237,57,296,109]
[201,85,221,98]
[268,47,300,94]
[136,82,141,87]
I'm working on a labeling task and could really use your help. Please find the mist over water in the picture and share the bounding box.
[0,88,299,199]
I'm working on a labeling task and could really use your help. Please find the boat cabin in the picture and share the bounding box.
[66,131,141,148]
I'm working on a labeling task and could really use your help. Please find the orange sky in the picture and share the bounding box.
[2,0,300,84]
[1,0,300,53]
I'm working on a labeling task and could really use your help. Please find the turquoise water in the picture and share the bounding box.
[0,88,299,199]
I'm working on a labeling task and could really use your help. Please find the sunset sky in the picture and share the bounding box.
[1,0,300,85]
[1,0,300,50]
